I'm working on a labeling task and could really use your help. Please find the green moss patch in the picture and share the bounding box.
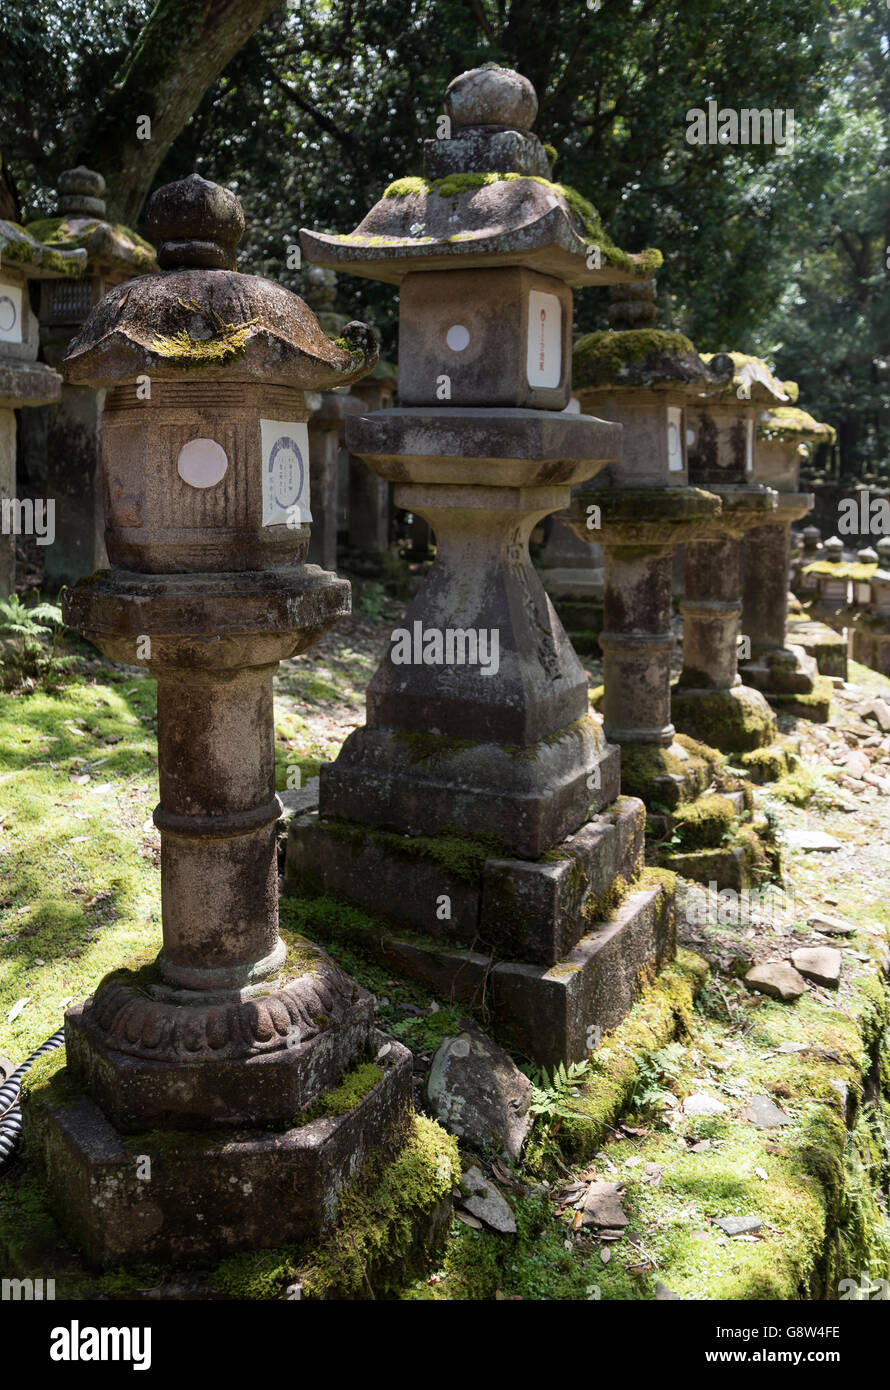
[380,172,661,276]
[670,794,736,850]
[574,329,697,388]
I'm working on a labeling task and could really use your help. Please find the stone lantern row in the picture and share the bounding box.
[20,63,831,1281]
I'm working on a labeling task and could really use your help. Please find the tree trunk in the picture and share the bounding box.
[76,0,283,227]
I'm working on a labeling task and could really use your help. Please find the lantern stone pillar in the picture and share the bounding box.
[565,283,728,806]
[288,65,675,1067]
[22,175,430,1269]
[0,219,84,596]
[20,168,157,586]
[739,405,834,720]
[671,355,790,764]
[347,364,398,571]
[302,268,363,571]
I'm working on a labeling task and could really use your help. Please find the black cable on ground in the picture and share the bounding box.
[0,1027,65,1170]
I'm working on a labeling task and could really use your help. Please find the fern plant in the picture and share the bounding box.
[0,593,72,691]
[528,1059,594,1124]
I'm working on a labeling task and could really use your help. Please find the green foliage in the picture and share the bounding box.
[629,1041,686,1111]
[0,594,75,692]
[527,1058,595,1123]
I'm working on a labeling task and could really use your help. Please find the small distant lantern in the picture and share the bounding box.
[0,217,85,594]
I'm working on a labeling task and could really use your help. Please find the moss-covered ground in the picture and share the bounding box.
[1,604,888,1300]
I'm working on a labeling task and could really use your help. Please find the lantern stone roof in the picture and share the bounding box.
[24,167,156,277]
[300,65,661,287]
[573,279,732,391]
[63,174,378,389]
[699,351,798,405]
[0,218,87,278]
[758,405,836,445]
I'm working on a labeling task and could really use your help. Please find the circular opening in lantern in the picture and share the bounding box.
[446,324,470,352]
[0,296,17,333]
[177,438,229,489]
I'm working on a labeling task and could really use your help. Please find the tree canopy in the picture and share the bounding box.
[1,0,886,472]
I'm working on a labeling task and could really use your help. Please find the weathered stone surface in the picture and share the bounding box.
[863,697,890,733]
[461,1165,517,1233]
[318,718,620,860]
[791,946,842,989]
[380,883,676,1068]
[444,64,538,130]
[579,1181,627,1229]
[743,1096,790,1129]
[807,913,856,936]
[426,1023,531,1159]
[782,829,843,852]
[714,1215,763,1235]
[744,962,807,1001]
[28,1039,414,1264]
[681,1092,727,1117]
[288,798,642,966]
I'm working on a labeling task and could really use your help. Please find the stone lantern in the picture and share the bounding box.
[807,535,851,609]
[739,404,835,721]
[23,175,432,1268]
[0,218,85,596]
[20,167,156,585]
[288,64,675,1067]
[670,354,788,770]
[564,280,728,806]
[852,566,890,677]
[302,267,363,571]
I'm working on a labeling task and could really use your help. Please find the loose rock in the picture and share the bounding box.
[743,1095,791,1129]
[744,962,807,1002]
[578,1181,628,1229]
[714,1215,763,1236]
[460,1166,517,1234]
[807,913,856,936]
[426,1022,532,1159]
[682,1092,727,1117]
[791,946,842,990]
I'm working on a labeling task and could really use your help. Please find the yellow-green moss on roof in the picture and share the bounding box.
[381,173,662,277]
[0,221,86,276]
[574,328,697,386]
[24,215,156,272]
[701,350,798,403]
[803,560,877,582]
[759,405,836,445]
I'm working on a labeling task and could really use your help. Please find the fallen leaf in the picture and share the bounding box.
[6,997,30,1021]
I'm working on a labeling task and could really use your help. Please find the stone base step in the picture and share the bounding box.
[24,1035,414,1266]
[286,797,645,968]
[377,883,675,1069]
[786,618,848,679]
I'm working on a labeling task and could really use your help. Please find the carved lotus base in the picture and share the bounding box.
[64,937,376,1131]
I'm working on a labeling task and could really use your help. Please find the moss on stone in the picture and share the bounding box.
[295,1061,383,1125]
[672,688,777,754]
[618,737,720,808]
[574,329,696,387]
[759,406,836,445]
[320,815,504,884]
[150,298,258,365]
[670,793,737,850]
[804,560,877,581]
[379,173,661,276]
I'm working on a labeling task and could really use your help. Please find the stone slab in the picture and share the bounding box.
[27,1037,414,1266]
[286,797,644,967]
[378,884,676,1069]
[318,720,621,859]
